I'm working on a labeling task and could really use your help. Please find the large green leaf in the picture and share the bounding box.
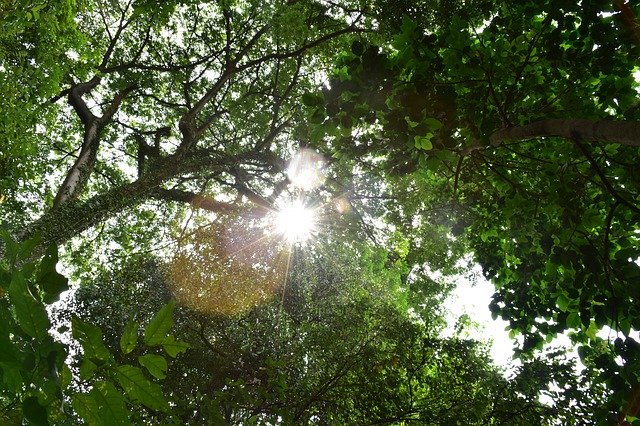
[8,272,49,340]
[72,381,131,426]
[0,232,41,264]
[144,300,175,346]
[138,354,167,379]
[162,335,190,358]
[23,396,48,425]
[79,359,98,381]
[0,361,23,393]
[120,318,138,355]
[115,365,169,411]
[36,244,68,304]
[71,316,112,362]
[556,293,571,312]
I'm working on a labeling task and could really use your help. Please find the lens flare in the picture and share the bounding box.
[274,199,316,244]
[286,149,326,191]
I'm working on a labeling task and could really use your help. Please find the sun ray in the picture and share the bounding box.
[273,198,317,244]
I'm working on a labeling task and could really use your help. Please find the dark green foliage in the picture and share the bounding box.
[65,239,604,424]
[311,1,640,419]
[3,0,638,422]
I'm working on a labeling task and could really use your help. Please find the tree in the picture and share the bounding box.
[66,232,602,424]
[2,0,365,256]
[2,0,638,423]
[309,1,640,421]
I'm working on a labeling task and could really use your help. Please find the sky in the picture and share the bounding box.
[441,264,515,368]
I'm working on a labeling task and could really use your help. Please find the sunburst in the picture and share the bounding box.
[273,199,317,244]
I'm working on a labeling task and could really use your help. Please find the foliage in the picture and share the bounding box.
[3,0,639,423]
[65,237,606,424]
[0,0,85,228]
[309,1,640,420]
[0,233,69,424]
[0,235,188,425]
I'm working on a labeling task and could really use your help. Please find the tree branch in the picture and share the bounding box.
[490,119,640,147]
[150,188,240,215]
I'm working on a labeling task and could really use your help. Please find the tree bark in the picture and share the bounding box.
[490,119,640,147]
[24,152,234,247]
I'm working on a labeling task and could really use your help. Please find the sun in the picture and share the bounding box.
[273,199,317,244]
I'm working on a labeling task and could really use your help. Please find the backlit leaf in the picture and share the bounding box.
[8,272,49,339]
[116,365,169,411]
[120,318,138,355]
[144,300,175,346]
[162,336,190,358]
[71,316,112,362]
[138,354,167,379]
[72,381,130,426]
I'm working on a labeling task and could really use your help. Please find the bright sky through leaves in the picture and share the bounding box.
[286,149,326,191]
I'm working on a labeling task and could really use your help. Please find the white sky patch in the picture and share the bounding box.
[286,149,326,191]
[441,264,515,369]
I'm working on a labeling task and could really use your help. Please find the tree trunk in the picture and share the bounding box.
[490,119,640,146]
[23,152,232,248]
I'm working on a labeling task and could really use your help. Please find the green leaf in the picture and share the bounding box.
[0,230,20,263]
[71,316,112,362]
[0,332,18,363]
[120,318,138,355]
[144,300,176,346]
[423,117,443,131]
[301,92,321,107]
[8,272,50,339]
[16,233,42,262]
[0,362,23,392]
[414,134,433,150]
[115,365,169,411]
[556,293,571,312]
[162,336,190,358]
[23,396,48,425]
[36,245,68,304]
[566,312,580,329]
[619,318,631,337]
[405,115,419,128]
[138,354,167,379]
[72,381,131,426]
[79,359,98,381]
[61,364,72,390]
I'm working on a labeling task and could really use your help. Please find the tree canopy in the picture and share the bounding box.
[1,0,640,424]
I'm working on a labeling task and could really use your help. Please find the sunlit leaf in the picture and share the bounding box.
[71,316,112,362]
[138,354,167,379]
[144,300,175,346]
[556,294,571,312]
[115,365,169,411]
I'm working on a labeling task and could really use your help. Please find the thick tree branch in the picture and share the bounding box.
[54,84,137,207]
[29,151,237,247]
[151,188,240,215]
[490,119,640,147]
[67,76,101,126]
